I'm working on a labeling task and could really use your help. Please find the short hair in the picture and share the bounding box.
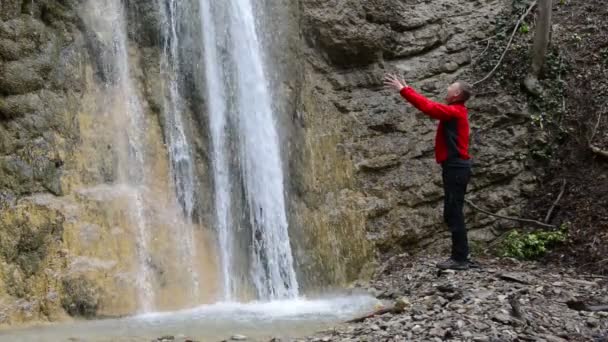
[456,81,473,102]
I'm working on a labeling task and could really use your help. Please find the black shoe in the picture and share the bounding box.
[437,258,469,270]
[467,259,481,269]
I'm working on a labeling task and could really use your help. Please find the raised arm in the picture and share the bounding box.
[400,87,460,121]
[384,74,461,121]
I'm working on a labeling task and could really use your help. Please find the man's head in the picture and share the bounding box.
[446,81,472,104]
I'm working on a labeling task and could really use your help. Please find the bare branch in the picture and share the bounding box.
[544,179,567,223]
[465,199,556,229]
[589,113,603,144]
[590,145,608,160]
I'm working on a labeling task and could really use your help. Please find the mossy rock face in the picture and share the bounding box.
[61,276,100,318]
[0,201,64,277]
[0,93,42,120]
[0,0,23,20]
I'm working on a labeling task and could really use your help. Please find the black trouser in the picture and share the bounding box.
[442,165,471,262]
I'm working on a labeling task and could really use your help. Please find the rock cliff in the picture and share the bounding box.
[0,0,544,326]
[296,0,537,257]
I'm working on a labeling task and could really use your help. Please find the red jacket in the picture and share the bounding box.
[400,87,471,166]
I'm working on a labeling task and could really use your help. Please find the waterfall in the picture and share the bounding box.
[84,0,155,311]
[199,0,235,300]
[200,0,299,300]
[158,0,201,303]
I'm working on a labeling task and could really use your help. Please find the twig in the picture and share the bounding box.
[346,306,398,323]
[589,113,603,144]
[590,145,608,160]
[558,55,566,113]
[465,199,556,229]
[544,179,567,223]
[473,0,538,86]
[472,40,492,65]
[473,30,507,44]
[486,230,511,249]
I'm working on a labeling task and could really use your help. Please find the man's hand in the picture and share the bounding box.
[384,74,408,92]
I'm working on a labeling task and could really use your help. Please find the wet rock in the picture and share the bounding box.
[61,276,100,318]
[154,336,174,342]
[230,335,248,341]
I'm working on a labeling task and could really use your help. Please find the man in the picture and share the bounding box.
[384,74,473,270]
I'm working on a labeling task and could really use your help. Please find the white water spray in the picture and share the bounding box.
[200,0,299,299]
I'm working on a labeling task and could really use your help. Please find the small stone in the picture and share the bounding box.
[394,297,411,312]
[230,335,247,341]
[499,272,531,285]
[462,331,473,338]
[429,327,444,337]
[473,336,490,342]
[542,335,568,342]
[587,317,599,328]
[370,324,380,331]
[412,325,423,334]
[492,313,512,325]
[443,61,459,72]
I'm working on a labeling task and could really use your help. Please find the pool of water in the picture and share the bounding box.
[0,295,379,342]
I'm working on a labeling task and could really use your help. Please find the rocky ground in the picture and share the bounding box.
[151,256,607,342]
[293,255,608,342]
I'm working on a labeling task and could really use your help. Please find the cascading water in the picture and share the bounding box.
[86,0,155,311]
[199,0,235,300]
[158,0,200,302]
[200,0,299,300]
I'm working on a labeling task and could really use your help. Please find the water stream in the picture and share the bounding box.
[158,0,201,304]
[0,296,378,342]
[201,0,299,301]
[199,0,235,301]
[84,0,155,311]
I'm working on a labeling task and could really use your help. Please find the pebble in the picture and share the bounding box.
[587,317,599,328]
[230,335,247,341]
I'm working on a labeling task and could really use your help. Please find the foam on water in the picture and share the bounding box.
[0,296,379,342]
[135,295,378,322]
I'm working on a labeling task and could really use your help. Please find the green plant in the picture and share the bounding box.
[500,226,568,260]
[520,23,530,34]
